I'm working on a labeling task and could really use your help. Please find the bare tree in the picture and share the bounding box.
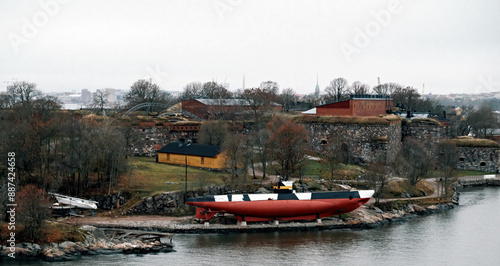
[363,163,390,204]
[7,81,43,120]
[92,89,109,115]
[18,184,51,242]
[250,128,272,179]
[0,92,13,108]
[182,82,203,99]
[124,79,172,112]
[198,120,229,146]
[320,132,352,189]
[201,81,220,98]
[259,81,280,95]
[90,120,127,194]
[392,86,420,111]
[325,77,350,103]
[373,82,402,96]
[205,82,233,118]
[268,117,309,181]
[7,81,41,105]
[321,141,342,189]
[351,81,370,95]
[394,138,432,188]
[241,88,278,129]
[436,140,459,199]
[301,93,322,109]
[222,133,249,182]
[243,132,258,179]
[279,88,296,112]
[32,96,62,122]
[202,81,232,99]
[468,103,498,138]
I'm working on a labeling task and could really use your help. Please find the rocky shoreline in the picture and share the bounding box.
[67,202,457,234]
[0,225,174,262]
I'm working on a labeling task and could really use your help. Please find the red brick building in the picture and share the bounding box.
[316,95,393,116]
[169,122,201,132]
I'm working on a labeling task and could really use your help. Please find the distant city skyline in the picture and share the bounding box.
[1,1,499,95]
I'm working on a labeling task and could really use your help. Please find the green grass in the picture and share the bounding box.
[123,157,225,198]
[258,159,365,180]
[264,160,325,179]
[302,160,323,178]
[301,160,363,179]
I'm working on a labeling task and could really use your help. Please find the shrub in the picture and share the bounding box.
[43,222,86,244]
[17,184,52,243]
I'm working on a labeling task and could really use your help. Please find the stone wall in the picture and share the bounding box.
[402,120,499,172]
[130,126,197,157]
[301,121,401,164]
[402,119,447,155]
[91,191,132,210]
[128,119,499,173]
[457,146,500,173]
[127,186,226,215]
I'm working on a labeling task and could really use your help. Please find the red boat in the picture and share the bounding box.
[186,181,374,222]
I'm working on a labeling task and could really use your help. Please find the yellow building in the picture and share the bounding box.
[157,142,226,170]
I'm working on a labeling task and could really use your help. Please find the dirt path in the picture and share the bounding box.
[65,215,194,228]
[366,178,439,205]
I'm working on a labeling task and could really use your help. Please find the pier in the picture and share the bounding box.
[457,175,500,187]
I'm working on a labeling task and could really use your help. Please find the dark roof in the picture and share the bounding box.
[157,142,222,158]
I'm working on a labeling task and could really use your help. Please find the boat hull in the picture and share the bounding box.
[187,190,374,222]
[54,195,98,209]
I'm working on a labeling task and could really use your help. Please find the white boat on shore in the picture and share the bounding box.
[49,193,98,209]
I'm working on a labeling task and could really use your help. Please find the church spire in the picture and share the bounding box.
[314,73,320,96]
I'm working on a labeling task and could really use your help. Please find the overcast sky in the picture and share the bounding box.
[1,0,499,95]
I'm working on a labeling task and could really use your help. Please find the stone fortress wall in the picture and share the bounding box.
[129,118,499,173]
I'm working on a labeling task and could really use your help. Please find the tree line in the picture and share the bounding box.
[0,81,129,197]
[0,77,475,120]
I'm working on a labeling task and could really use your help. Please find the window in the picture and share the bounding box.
[480,162,486,167]
[201,157,205,164]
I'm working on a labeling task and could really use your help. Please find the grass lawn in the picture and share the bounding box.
[264,160,326,179]
[302,160,363,179]
[121,157,226,198]
[302,160,323,178]
[263,160,362,180]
